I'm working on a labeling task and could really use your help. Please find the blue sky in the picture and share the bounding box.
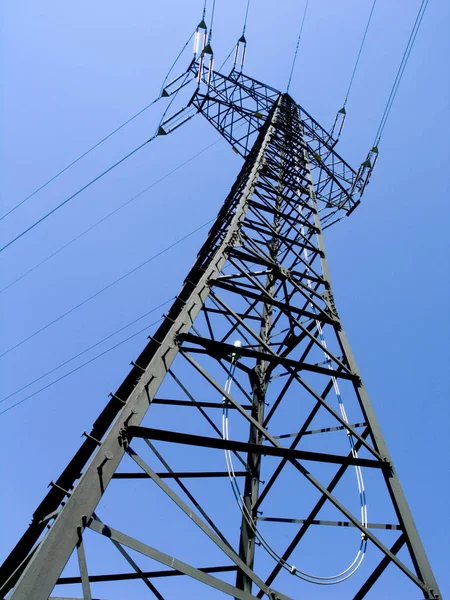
[1,0,449,598]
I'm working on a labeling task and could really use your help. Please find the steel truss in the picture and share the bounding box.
[0,81,440,599]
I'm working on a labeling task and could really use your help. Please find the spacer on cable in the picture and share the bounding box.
[289,565,297,575]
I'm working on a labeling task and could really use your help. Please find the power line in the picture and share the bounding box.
[208,0,217,44]
[374,0,429,144]
[159,30,196,96]
[0,28,198,225]
[343,0,378,107]
[286,0,309,93]
[0,138,222,295]
[0,98,159,224]
[0,317,164,417]
[0,298,173,407]
[218,0,252,72]
[0,218,214,359]
[242,0,251,36]
[0,135,157,254]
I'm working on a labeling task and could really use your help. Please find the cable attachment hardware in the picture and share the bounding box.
[195,20,209,82]
[356,145,379,195]
[233,35,247,72]
[329,106,347,145]
[193,20,207,57]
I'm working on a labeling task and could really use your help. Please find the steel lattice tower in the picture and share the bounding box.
[0,68,441,599]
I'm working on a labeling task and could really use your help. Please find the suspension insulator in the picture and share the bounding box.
[193,29,200,56]
[359,146,379,194]
[330,106,347,144]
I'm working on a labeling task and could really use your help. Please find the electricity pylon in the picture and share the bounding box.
[0,68,441,600]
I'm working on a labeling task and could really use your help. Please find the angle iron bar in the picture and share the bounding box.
[126,448,276,597]
[256,389,329,511]
[256,429,369,594]
[143,438,238,549]
[274,422,367,438]
[211,279,347,374]
[102,518,166,600]
[56,564,238,585]
[257,430,430,594]
[180,332,355,381]
[191,295,377,459]
[87,519,276,600]
[257,517,401,530]
[166,369,249,469]
[151,398,253,409]
[76,530,92,600]
[353,534,406,600]
[127,427,384,470]
[180,336,381,462]
[334,325,441,593]
[112,471,247,479]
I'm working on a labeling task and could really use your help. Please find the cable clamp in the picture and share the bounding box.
[289,565,297,575]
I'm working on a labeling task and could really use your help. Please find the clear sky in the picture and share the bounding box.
[1,0,449,598]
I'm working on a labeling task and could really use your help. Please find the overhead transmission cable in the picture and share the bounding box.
[218,0,252,72]
[0,97,157,223]
[0,68,198,256]
[208,0,217,44]
[344,0,378,106]
[0,317,164,417]
[373,0,429,144]
[0,138,223,295]
[286,0,309,93]
[0,29,196,224]
[330,0,378,140]
[0,135,157,254]
[0,218,214,359]
[354,0,429,195]
[0,298,173,407]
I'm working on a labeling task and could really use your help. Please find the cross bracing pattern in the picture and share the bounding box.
[0,75,441,599]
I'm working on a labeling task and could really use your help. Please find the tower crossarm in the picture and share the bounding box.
[187,63,363,225]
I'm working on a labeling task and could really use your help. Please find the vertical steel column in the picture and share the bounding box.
[235,128,286,595]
